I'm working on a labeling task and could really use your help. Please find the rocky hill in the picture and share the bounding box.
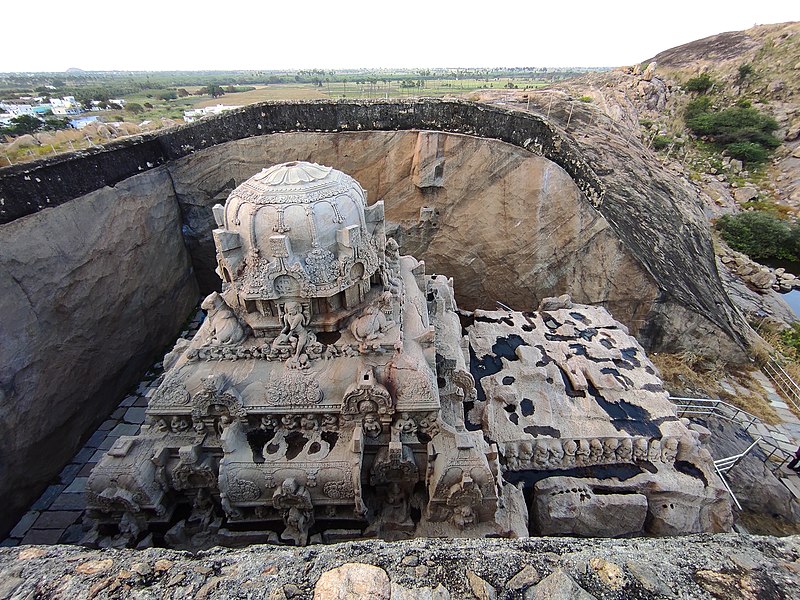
[471,21,800,333]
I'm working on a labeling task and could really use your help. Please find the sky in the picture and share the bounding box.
[2,1,797,72]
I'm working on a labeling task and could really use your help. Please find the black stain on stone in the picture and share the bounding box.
[600,338,615,349]
[246,428,274,463]
[545,333,575,342]
[285,431,308,460]
[520,398,535,416]
[535,345,553,367]
[613,358,636,371]
[503,463,643,486]
[321,431,338,449]
[544,319,561,330]
[502,376,516,385]
[458,311,475,336]
[642,382,664,392]
[468,334,527,427]
[557,364,585,398]
[578,328,598,341]
[569,344,587,356]
[524,425,561,438]
[588,382,659,437]
[620,347,641,367]
[316,331,341,345]
[570,312,589,323]
[509,413,519,425]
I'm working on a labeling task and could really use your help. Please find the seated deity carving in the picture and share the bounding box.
[200,292,247,346]
[272,301,314,367]
[363,413,383,438]
[382,482,412,528]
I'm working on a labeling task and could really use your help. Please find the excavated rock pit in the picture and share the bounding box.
[0,99,751,538]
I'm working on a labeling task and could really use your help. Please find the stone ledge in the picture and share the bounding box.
[1,534,797,599]
[0,99,603,225]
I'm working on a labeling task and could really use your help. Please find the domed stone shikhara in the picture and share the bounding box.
[86,162,732,548]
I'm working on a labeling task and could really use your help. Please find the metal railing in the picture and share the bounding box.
[763,359,800,414]
[670,396,794,471]
[712,438,762,511]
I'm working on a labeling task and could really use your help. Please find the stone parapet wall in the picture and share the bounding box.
[1,534,798,598]
[0,99,603,225]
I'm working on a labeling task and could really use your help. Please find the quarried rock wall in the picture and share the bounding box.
[0,168,199,537]
[167,132,659,338]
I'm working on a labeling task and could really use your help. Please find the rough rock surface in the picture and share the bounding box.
[0,167,199,538]
[699,416,800,532]
[533,478,648,537]
[1,535,797,599]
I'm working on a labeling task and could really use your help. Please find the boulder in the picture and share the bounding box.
[641,62,657,81]
[313,563,390,600]
[734,187,758,203]
[526,569,597,600]
[533,479,648,537]
[538,294,573,312]
[7,134,38,151]
[749,268,776,291]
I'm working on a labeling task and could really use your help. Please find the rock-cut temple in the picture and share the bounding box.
[86,161,732,548]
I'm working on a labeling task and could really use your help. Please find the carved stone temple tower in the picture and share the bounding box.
[86,161,519,547]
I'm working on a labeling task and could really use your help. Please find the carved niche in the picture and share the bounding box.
[341,368,393,419]
[191,374,246,421]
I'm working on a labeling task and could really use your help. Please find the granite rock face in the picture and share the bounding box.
[1,535,798,599]
[0,167,199,538]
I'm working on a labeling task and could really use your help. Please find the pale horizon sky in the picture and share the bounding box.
[2,1,797,72]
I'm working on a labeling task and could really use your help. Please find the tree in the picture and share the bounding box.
[5,114,42,135]
[126,103,144,115]
[717,211,795,261]
[43,117,70,131]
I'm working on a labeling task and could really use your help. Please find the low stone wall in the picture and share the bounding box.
[1,535,797,599]
[0,167,199,538]
[0,99,603,225]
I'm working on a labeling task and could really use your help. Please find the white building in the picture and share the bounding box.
[51,96,82,116]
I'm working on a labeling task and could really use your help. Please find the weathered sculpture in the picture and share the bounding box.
[86,161,731,548]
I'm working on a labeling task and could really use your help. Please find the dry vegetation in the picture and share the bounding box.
[650,351,782,424]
